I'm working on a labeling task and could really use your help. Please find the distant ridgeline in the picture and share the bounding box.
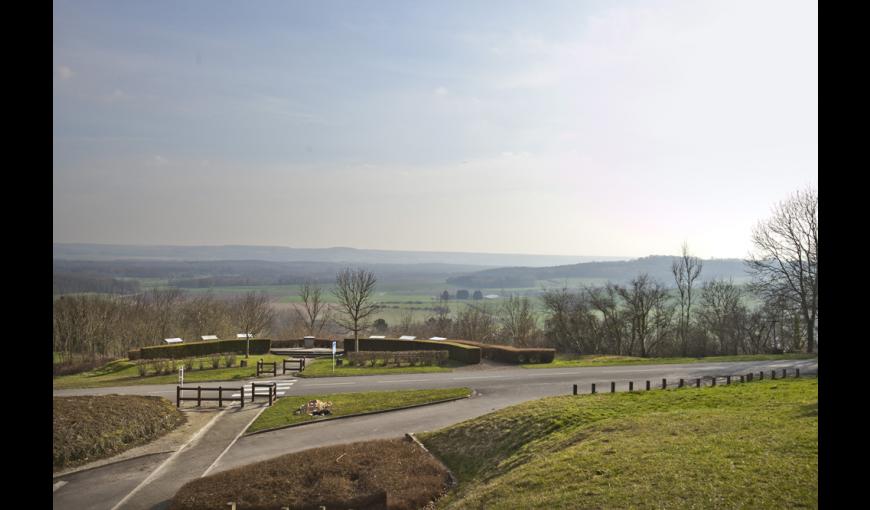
[446,256,750,288]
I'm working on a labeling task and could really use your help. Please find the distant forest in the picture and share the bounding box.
[53,272,141,295]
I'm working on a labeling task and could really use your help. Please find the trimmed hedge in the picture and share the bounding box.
[128,349,141,361]
[450,340,555,364]
[347,350,449,367]
[139,339,271,359]
[343,338,481,364]
[271,338,336,349]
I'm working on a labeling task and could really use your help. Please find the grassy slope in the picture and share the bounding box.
[523,352,818,368]
[296,357,455,378]
[420,378,817,509]
[54,395,186,471]
[248,387,471,433]
[53,354,289,389]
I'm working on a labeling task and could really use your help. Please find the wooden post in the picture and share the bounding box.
[662,378,667,389]
[679,378,684,388]
[771,370,776,379]
[177,386,180,408]
[795,368,800,378]
[711,377,716,387]
[611,382,615,393]
[696,378,701,388]
[197,386,202,407]
[759,371,764,380]
[726,375,731,385]
[782,368,787,378]
[270,384,274,406]
[219,386,223,407]
[646,380,651,391]
[240,386,244,408]
[573,384,577,395]
[629,381,634,391]
[591,383,596,394]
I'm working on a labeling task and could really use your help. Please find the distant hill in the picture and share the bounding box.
[445,256,750,289]
[52,243,627,268]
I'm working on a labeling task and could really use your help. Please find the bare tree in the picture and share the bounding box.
[672,243,703,356]
[587,284,628,355]
[747,187,818,353]
[615,274,670,357]
[296,280,330,337]
[499,294,538,347]
[697,279,743,355]
[231,291,275,358]
[332,268,379,352]
[454,302,499,342]
[180,291,229,340]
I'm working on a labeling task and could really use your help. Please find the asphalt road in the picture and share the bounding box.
[52,358,818,509]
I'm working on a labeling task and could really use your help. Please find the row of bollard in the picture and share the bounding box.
[571,367,802,395]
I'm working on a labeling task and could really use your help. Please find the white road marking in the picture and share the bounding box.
[109,408,228,510]
[200,407,267,478]
[53,481,67,492]
[377,378,433,383]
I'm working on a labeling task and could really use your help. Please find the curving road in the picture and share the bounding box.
[52,358,818,510]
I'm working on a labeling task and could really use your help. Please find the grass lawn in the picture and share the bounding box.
[522,352,818,369]
[420,377,817,509]
[296,357,457,378]
[54,395,185,471]
[53,354,290,390]
[247,387,471,434]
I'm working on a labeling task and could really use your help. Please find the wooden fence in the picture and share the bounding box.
[256,360,277,377]
[283,358,306,374]
[572,368,803,396]
[251,382,278,406]
[177,386,244,408]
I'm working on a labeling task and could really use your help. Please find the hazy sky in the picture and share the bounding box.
[53,0,817,259]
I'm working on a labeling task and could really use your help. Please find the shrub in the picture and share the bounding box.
[210,354,220,369]
[136,362,148,377]
[198,360,204,371]
[226,353,237,368]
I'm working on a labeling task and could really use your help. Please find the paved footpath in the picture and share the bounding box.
[53,358,818,509]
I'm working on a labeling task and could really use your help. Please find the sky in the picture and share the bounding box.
[53,0,817,259]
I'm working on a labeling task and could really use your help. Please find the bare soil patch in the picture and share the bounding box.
[169,437,450,510]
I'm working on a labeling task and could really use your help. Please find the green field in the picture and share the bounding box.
[296,357,457,378]
[247,387,471,433]
[420,377,817,509]
[523,353,818,369]
[52,354,290,390]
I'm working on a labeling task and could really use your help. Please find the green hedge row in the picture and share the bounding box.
[342,338,481,364]
[450,340,555,364]
[271,338,336,349]
[139,339,272,359]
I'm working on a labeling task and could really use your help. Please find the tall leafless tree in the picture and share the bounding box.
[615,274,669,357]
[332,268,379,352]
[672,243,703,356]
[747,187,818,353]
[499,294,538,347]
[697,278,743,355]
[231,291,275,358]
[296,280,330,337]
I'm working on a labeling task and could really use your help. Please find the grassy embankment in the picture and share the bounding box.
[420,377,818,509]
[523,352,817,369]
[247,387,471,433]
[53,353,289,390]
[296,357,457,378]
[170,438,449,510]
[54,395,186,472]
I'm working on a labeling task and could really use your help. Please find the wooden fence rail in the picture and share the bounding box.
[251,382,277,406]
[177,386,244,408]
[256,360,277,377]
[283,358,306,374]
[571,368,806,396]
